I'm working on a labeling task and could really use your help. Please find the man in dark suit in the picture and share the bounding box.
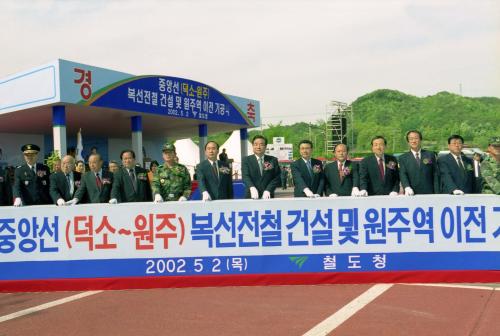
[67,153,113,204]
[13,144,51,206]
[399,130,440,195]
[242,135,281,199]
[218,148,228,163]
[324,144,360,197]
[50,155,82,205]
[438,134,476,194]
[0,166,12,206]
[198,141,233,201]
[110,149,152,203]
[359,136,400,196]
[291,140,324,197]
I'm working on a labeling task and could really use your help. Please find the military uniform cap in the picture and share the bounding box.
[488,136,500,146]
[21,144,40,154]
[162,142,176,152]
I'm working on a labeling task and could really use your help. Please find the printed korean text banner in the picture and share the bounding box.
[1,195,499,292]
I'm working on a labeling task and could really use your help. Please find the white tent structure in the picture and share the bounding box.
[174,138,200,177]
[220,130,252,179]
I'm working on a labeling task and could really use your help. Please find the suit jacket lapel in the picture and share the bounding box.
[371,155,382,182]
[251,155,260,178]
[383,156,391,182]
[297,159,308,184]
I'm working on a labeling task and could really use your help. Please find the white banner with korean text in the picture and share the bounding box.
[1,195,499,282]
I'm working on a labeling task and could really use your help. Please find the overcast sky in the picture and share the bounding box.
[1,0,499,125]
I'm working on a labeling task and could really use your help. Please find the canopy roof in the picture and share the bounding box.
[0,59,260,140]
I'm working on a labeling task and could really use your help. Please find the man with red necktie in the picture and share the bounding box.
[67,153,113,204]
[359,136,400,196]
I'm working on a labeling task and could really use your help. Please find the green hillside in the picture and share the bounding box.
[353,89,500,152]
[198,89,500,158]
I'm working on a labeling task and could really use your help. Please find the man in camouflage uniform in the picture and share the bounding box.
[152,142,192,202]
[481,137,500,195]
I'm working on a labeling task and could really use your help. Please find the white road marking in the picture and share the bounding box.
[406,283,498,291]
[302,284,393,336]
[0,291,103,323]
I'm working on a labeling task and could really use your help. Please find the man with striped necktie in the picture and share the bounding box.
[438,134,476,194]
[67,153,113,204]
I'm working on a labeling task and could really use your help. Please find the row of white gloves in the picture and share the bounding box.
[404,187,465,196]
[36,194,188,206]
[12,187,468,206]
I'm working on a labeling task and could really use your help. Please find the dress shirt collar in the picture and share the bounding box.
[255,154,264,161]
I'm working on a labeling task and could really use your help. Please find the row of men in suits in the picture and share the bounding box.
[3,131,490,206]
[239,135,401,200]
[150,131,487,201]
[8,144,152,207]
[285,132,481,199]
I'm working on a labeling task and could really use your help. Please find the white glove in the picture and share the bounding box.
[109,198,118,204]
[404,187,414,196]
[313,194,321,198]
[358,190,368,197]
[351,187,360,197]
[250,187,259,200]
[389,191,399,197]
[202,191,212,201]
[453,189,465,195]
[65,198,78,206]
[329,193,338,198]
[154,194,164,203]
[56,198,65,206]
[178,196,188,202]
[303,188,314,198]
[14,197,22,207]
[262,190,271,199]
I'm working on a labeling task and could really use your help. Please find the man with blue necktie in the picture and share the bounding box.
[438,134,476,195]
[291,140,324,197]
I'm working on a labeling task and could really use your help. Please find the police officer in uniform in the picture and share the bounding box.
[152,142,192,202]
[13,144,51,206]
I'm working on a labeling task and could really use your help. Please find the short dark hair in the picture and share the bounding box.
[334,143,349,152]
[76,160,84,165]
[252,135,268,145]
[298,140,313,148]
[371,135,387,146]
[405,130,422,142]
[205,141,219,150]
[120,149,136,160]
[150,160,159,168]
[109,160,119,165]
[448,134,464,144]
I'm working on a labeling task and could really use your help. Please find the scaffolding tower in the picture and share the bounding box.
[325,100,353,156]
